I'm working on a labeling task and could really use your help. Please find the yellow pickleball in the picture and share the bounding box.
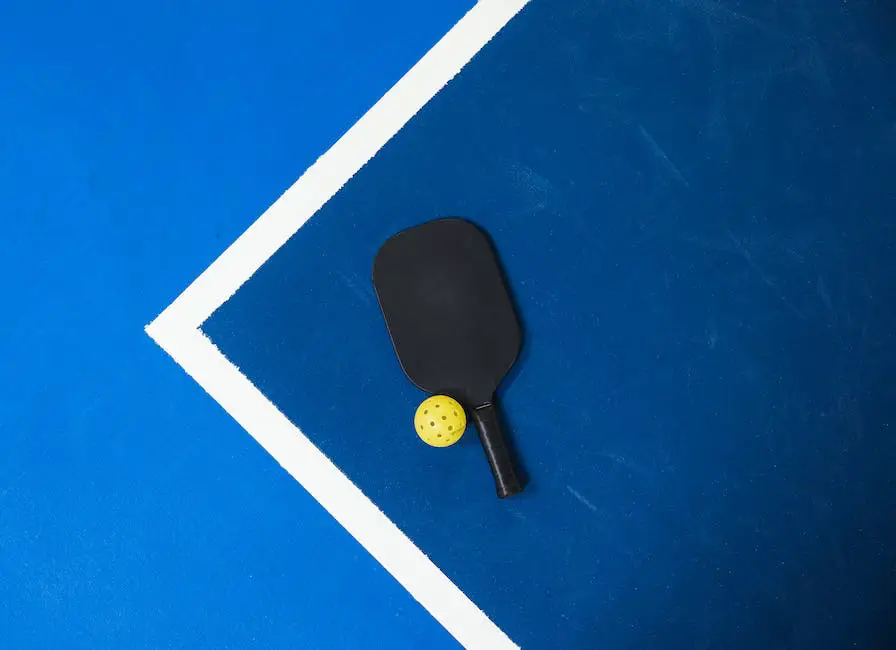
[414,395,466,447]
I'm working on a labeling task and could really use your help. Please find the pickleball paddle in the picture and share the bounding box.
[373,218,524,498]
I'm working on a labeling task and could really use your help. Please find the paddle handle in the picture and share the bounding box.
[471,402,523,499]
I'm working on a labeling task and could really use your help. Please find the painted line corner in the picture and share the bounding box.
[146,1,529,648]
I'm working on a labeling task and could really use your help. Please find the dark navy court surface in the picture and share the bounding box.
[205,1,896,648]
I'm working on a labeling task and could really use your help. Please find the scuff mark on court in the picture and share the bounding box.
[638,124,690,188]
[566,485,598,512]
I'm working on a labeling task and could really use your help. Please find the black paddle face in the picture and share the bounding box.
[373,219,521,407]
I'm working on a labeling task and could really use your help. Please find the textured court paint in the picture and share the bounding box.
[0,1,474,648]
[151,0,532,333]
[148,2,529,648]
[146,328,518,649]
[206,0,896,648]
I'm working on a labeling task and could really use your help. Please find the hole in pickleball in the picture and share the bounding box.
[441,416,447,420]
[430,421,435,426]
[424,409,428,415]
[448,426,453,431]
[435,404,440,408]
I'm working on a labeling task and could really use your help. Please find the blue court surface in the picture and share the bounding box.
[3,0,896,648]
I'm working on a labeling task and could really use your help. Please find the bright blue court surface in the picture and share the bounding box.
[2,1,471,648]
[4,0,896,648]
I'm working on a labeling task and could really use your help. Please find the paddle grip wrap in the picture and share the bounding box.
[471,402,523,499]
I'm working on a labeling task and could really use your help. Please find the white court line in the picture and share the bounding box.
[146,2,529,648]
